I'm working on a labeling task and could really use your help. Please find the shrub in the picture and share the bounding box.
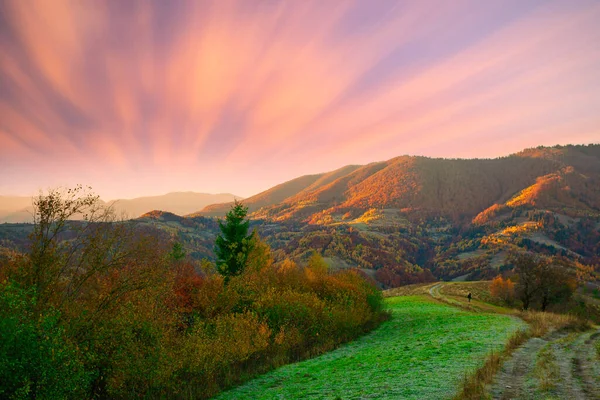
[0,188,386,399]
[0,282,90,399]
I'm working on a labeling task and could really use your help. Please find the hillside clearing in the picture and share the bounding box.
[216,296,524,399]
[457,250,486,260]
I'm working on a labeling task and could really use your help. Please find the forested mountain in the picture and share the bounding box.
[172,144,600,286]
[192,165,362,217]
[196,144,600,223]
[1,145,599,288]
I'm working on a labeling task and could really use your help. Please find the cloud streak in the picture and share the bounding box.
[0,0,599,198]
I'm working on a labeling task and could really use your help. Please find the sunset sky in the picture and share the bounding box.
[1,0,599,199]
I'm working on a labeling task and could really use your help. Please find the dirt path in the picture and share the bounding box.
[428,282,513,315]
[572,331,600,399]
[428,283,442,298]
[489,328,600,399]
[490,330,569,400]
[428,283,467,309]
[426,282,600,399]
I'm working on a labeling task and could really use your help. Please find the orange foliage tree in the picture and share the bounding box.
[489,275,515,305]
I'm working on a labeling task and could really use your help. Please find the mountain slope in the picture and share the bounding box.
[155,144,600,285]
[192,165,362,217]
[235,144,600,222]
[2,144,598,289]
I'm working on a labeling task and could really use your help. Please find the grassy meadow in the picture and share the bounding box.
[216,296,525,399]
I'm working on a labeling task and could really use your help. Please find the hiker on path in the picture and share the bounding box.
[467,292,472,303]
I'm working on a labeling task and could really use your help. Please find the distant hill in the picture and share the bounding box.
[194,144,600,223]
[0,196,35,223]
[107,192,241,219]
[0,192,241,223]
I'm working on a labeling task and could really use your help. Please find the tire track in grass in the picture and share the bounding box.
[573,330,600,399]
[543,332,585,400]
[490,328,600,399]
[489,330,568,400]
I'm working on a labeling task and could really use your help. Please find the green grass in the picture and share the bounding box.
[215,296,525,399]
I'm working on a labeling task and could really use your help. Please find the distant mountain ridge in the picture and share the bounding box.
[0,192,241,223]
[106,192,241,220]
[193,144,600,222]
[3,145,599,226]
[0,196,35,223]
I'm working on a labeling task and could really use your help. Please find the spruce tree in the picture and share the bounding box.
[169,242,186,261]
[215,200,254,281]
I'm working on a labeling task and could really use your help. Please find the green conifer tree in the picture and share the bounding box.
[169,242,186,261]
[215,200,254,281]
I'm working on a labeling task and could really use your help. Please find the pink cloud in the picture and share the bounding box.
[0,0,598,199]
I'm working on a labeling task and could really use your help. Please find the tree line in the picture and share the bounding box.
[490,252,584,312]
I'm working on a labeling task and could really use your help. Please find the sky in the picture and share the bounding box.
[0,0,599,199]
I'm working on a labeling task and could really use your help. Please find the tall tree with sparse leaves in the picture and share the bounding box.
[215,200,254,282]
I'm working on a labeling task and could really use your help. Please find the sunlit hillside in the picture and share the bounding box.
[192,165,362,217]
[2,145,598,288]
[197,145,600,223]
[131,145,600,287]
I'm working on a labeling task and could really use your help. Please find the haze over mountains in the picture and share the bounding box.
[0,192,240,223]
